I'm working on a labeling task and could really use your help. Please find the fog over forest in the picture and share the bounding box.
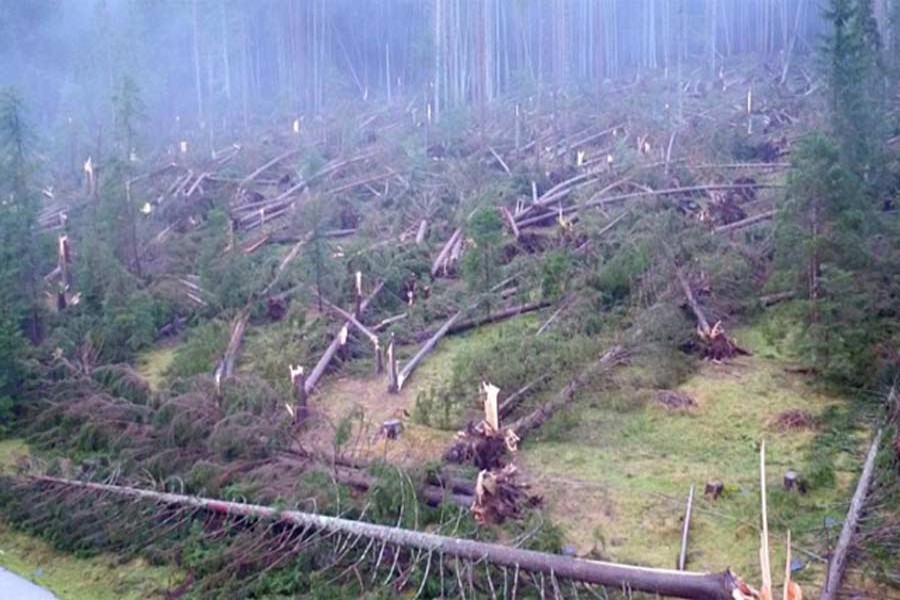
[2,2,847,149]
[0,2,899,600]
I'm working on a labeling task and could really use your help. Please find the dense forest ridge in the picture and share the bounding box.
[1,1,899,599]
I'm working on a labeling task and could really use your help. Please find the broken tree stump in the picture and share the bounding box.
[704,480,724,500]
[382,419,402,440]
[783,471,806,494]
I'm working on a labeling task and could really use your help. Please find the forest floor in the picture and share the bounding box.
[0,440,181,600]
[520,325,868,593]
[228,313,869,594]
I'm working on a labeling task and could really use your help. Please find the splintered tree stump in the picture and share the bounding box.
[382,419,402,440]
[783,471,807,494]
[704,480,724,500]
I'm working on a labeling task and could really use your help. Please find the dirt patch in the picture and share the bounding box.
[769,409,818,432]
[656,389,696,409]
[303,375,453,467]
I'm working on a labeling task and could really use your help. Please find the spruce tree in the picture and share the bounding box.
[0,88,43,343]
[822,0,884,181]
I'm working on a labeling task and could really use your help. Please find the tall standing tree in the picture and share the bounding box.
[0,88,43,343]
[823,0,884,182]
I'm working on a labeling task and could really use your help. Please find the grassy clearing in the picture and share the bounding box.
[0,439,180,600]
[311,316,543,465]
[521,326,868,593]
[0,522,177,600]
[135,343,178,391]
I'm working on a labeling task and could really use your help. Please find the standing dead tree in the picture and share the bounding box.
[11,474,751,600]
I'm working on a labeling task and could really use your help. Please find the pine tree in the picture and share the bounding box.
[0,88,44,343]
[462,207,503,316]
[822,0,884,181]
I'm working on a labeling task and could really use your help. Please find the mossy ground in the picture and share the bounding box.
[0,439,180,600]
[520,326,869,593]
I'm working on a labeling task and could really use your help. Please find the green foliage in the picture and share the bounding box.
[823,0,885,181]
[539,249,572,301]
[0,314,24,430]
[112,75,145,161]
[461,207,504,316]
[414,322,587,429]
[0,88,44,343]
[165,320,229,380]
[592,240,654,306]
[198,209,260,310]
[771,133,900,384]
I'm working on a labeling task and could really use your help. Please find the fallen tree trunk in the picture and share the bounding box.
[261,236,310,296]
[674,264,748,360]
[430,228,462,277]
[21,475,745,600]
[820,428,884,600]
[714,210,777,234]
[215,308,251,380]
[392,310,464,392]
[499,376,549,418]
[675,265,712,335]
[414,302,549,342]
[240,149,302,187]
[516,183,782,229]
[305,282,385,394]
[509,346,627,439]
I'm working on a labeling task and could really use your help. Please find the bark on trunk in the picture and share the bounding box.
[509,346,626,438]
[820,429,884,600]
[305,282,384,394]
[22,474,744,600]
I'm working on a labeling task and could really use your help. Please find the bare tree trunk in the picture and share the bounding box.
[192,0,205,124]
[20,475,746,600]
[820,429,884,600]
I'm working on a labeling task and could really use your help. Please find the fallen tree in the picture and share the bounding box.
[13,474,749,600]
[674,264,749,361]
[412,301,549,342]
[305,282,385,394]
[509,345,628,438]
[516,182,782,229]
[820,428,884,600]
[714,210,777,234]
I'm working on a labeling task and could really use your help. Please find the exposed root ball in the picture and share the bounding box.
[444,422,510,470]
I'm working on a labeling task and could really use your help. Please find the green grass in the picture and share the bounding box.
[0,438,28,471]
[0,439,181,599]
[0,521,177,600]
[135,344,177,391]
[521,325,868,593]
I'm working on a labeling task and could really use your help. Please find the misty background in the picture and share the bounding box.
[4,0,885,168]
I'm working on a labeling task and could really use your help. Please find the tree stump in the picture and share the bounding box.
[783,470,807,494]
[382,419,402,440]
[704,480,724,500]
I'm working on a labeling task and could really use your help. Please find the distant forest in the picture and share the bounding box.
[4,1,888,143]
